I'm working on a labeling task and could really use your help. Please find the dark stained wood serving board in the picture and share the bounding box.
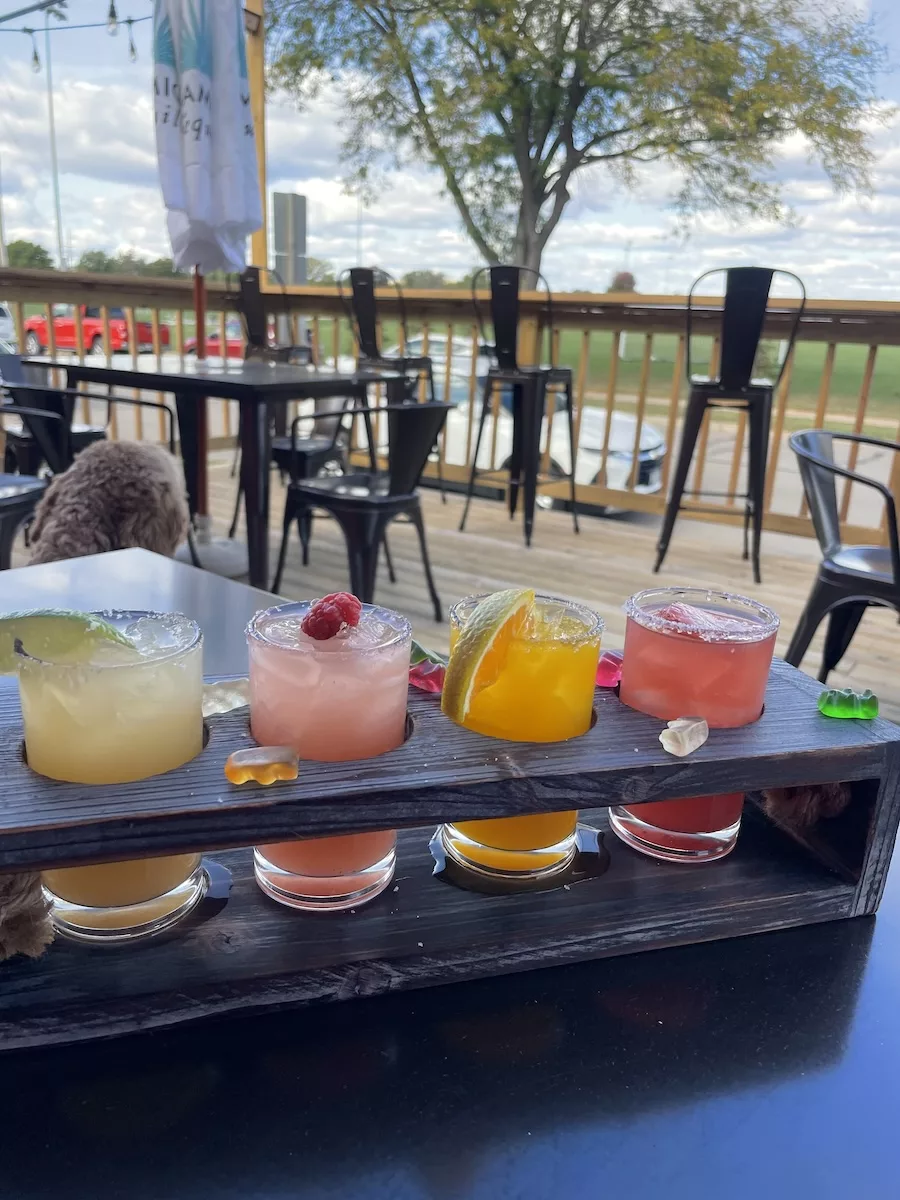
[0,810,858,1051]
[0,659,899,1051]
[0,661,896,872]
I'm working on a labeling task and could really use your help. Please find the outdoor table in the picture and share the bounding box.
[29,358,405,589]
[0,551,899,1196]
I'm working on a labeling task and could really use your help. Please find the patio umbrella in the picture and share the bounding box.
[153,0,262,517]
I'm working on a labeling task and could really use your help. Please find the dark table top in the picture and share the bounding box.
[2,551,900,1198]
[34,357,404,400]
[0,548,274,677]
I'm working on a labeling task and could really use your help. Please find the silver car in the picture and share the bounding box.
[387,333,666,505]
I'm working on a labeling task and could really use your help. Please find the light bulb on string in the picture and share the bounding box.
[27,29,40,73]
[127,19,137,62]
[107,1,119,36]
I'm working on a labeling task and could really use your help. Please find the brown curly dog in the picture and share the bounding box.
[27,439,190,565]
[0,440,191,961]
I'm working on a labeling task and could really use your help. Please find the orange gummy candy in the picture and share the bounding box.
[224,746,299,786]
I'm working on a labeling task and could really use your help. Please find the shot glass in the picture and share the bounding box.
[610,587,779,862]
[439,593,603,879]
[19,611,208,941]
[247,601,411,911]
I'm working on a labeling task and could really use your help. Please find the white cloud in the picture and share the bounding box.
[2,31,900,298]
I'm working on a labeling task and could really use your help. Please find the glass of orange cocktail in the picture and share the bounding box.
[439,591,603,878]
[18,611,207,941]
[610,587,779,862]
[247,600,411,911]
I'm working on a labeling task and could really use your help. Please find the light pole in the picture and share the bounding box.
[44,16,65,268]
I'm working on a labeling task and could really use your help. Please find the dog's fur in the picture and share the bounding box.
[27,439,190,564]
[0,440,190,960]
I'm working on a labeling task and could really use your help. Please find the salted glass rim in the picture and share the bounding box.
[17,609,202,671]
[450,591,605,644]
[246,600,412,654]
[625,587,780,643]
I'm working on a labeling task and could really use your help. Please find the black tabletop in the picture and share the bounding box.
[2,553,899,1198]
[0,549,274,676]
[36,357,404,400]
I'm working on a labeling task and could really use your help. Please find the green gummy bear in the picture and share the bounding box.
[817,687,879,720]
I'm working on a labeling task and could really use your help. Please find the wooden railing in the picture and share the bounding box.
[3,265,900,544]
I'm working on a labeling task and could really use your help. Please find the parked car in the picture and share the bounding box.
[22,305,170,356]
[185,317,247,359]
[383,333,667,504]
[0,302,14,348]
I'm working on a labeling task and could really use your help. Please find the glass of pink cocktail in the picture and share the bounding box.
[247,600,411,910]
[610,587,779,862]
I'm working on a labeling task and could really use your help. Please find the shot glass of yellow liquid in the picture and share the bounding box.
[439,592,602,879]
[18,611,208,942]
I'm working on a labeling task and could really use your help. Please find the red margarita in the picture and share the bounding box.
[610,587,779,862]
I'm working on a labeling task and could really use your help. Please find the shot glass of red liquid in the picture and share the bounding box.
[609,587,779,862]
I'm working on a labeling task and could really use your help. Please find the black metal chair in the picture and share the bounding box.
[339,267,445,501]
[0,405,70,568]
[272,401,451,619]
[0,354,177,473]
[459,265,578,546]
[785,429,900,682]
[653,267,806,584]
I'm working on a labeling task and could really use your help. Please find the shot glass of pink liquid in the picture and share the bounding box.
[609,587,779,863]
[247,601,411,910]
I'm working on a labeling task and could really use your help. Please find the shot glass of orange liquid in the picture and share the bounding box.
[610,587,779,863]
[439,591,603,879]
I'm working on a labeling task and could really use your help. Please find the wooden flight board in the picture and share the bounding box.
[0,660,898,1050]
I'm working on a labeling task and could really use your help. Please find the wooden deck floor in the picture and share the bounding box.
[207,453,900,723]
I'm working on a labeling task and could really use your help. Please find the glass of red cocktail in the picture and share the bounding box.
[610,587,779,862]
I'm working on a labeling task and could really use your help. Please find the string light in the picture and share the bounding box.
[29,28,40,72]
[2,14,151,69]
[106,0,118,36]
[126,17,136,62]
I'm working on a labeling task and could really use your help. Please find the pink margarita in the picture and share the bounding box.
[247,600,411,910]
[611,587,779,862]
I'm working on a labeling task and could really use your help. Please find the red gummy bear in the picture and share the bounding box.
[301,592,362,640]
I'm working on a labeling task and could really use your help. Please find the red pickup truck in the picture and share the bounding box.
[23,305,170,356]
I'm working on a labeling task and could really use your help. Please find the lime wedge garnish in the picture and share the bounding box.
[0,610,135,673]
[441,589,534,725]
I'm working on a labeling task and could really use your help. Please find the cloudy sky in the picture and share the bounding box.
[1,0,899,297]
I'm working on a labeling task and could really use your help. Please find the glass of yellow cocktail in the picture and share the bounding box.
[16,610,207,942]
[439,590,603,878]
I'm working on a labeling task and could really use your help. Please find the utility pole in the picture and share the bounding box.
[44,18,65,268]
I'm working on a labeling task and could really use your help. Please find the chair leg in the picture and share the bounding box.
[228,481,243,540]
[654,393,707,573]
[338,511,387,605]
[272,491,300,594]
[382,534,397,584]
[410,501,442,622]
[427,364,447,505]
[819,601,868,683]
[0,514,21,570]
[784,575,845,672]
[299,509,313,566]
[564,379,579,534]
[746,395,771,585]
[459,377,494,532]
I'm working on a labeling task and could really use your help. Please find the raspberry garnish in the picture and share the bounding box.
[301,593,363,640]
[321,592,362,627]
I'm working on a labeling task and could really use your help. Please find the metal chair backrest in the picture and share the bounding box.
[471,265,556,371]
[338,267,409,362]
[238,267,269,348]
[687,267,806,391]
[0,404,72,475]
[386,402,451,496]
[789,429,900,590]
